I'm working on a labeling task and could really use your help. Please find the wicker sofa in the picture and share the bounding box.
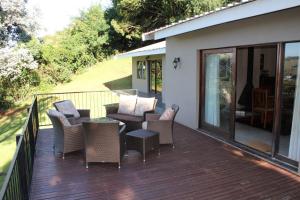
[105,96,157,131]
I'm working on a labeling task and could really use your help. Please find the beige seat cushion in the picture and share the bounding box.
[142,121,148,130]
[107,113,143,122]
[117,95,137,115]
[55,100,80,118]
[68,117,90,125]
[159,107,175,120]
[134,97,156,116]
[48,109,71,126]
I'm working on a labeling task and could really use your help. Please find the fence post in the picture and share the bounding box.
[16,134,22,144]
[34,98,39,139]
[17,138,30,200]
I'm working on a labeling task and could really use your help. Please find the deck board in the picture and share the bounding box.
[30,124,300,200]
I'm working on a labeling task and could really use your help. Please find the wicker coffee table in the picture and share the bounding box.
[83,117,125,129]
[126,129,160,162]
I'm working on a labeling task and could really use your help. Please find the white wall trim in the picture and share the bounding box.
[116,48,165,58]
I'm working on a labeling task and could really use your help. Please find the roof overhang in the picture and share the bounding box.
[115,41,166,58]
[142,0,300,41]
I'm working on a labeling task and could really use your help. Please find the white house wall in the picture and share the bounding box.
[165,7,300,128]
[132,55,165,101]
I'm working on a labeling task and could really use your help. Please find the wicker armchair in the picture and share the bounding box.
[105,99,157,131]
[144,104,179,147]
[47,110,84,159]
[82,121,126,169]
[53,100,90,124]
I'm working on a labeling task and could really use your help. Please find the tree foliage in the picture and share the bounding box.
[0,0,39,107]
[0,47,38,79]
[0,0,38,47]
[34,4,109,82]
[0,0,240,108]
[105,0,237,52]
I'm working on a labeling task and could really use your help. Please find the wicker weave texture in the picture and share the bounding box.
[146,104,179,145]
[47,112,84,155]
[82,122,125,167]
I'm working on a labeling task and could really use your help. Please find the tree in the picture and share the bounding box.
[0,47,37,79]
[0,0,39,107]
[186,0,238,16]
[0,46,38,106]
[106,0,238,53]
[0,0,38,47]
[39,4,109,74]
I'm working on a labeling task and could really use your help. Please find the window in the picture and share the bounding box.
[137,61,146,79]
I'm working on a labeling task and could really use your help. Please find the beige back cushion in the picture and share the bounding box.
[48,109,71,126]
[134,97,156,116]
[159,107,175,120]
[117,95,137,115]
[55,100,80,118]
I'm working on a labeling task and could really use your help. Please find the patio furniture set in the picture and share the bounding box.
[47,95,179,168]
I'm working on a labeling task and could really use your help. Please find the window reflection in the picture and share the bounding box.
[279,42,300,162]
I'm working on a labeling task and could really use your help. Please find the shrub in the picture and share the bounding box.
[39,63,72,84]
[0,46,38,106]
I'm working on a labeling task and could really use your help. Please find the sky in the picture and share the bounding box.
[27,0,112,36]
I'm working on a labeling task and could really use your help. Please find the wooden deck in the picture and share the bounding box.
[30,124,300,200]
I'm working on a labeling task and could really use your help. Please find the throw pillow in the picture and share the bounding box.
[142,121,148,130]
[159,107,175,120]
[117,95,137,115]
[54,100,80,118]
[134,97,156,116]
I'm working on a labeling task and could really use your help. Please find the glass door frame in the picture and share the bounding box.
[273,42,299,167]
[199,48,237,140]
[199,43,299,169]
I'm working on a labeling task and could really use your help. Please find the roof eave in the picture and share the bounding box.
[142,33,155,41]
[142,0,300,41]
[115,48,165,59]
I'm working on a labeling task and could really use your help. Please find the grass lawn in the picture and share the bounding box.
[52,58,132,92]
[0,58,132,187]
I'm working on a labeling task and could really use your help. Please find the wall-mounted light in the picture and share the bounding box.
[173,57,180,70]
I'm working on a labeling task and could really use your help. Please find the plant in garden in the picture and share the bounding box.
[0,0,40,107]
[0,0,38,47]
[0,47,37,79]
[0,46,38,106]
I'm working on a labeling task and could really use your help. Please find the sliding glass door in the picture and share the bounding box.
[200,48,236,138]
[277,42,300,164]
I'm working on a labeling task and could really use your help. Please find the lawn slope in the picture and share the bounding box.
[52,58,132,92]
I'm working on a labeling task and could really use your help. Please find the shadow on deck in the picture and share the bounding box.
[30,123,300,200]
